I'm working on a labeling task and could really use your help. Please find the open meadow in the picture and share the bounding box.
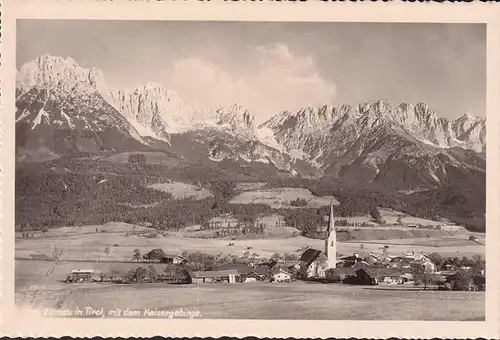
[15,221,485,262]
[229,187,340,209]
[147,181,213,200]
[15,260,484,321]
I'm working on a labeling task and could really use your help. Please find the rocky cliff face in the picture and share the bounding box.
[16,55,486,188]
[16,55,261,145]
[15,55,147,153]
[258,100,485,188]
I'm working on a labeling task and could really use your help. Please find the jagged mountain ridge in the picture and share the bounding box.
[16,54,486,189]
[258,101,485,189]
[15,55,291,173]
[259,101,485,155]
[16,55,259,144]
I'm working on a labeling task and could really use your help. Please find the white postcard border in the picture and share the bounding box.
[1,0,499,338]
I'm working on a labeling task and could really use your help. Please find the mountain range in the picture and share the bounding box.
[15,55,486,190]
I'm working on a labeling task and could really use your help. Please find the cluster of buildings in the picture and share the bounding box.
[294,204,485,288]
[190,264,293,284]
[66,204,484,290]
[190,204,484,290]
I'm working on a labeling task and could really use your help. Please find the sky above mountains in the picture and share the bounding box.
[17,20,485,123]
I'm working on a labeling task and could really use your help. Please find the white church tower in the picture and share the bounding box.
[325,202,337,269]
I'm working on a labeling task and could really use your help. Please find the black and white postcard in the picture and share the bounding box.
[1,0,499,338]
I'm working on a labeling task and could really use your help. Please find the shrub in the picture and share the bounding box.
[453,270,472,291]
[325,268,342,283]
[290,198,308,207]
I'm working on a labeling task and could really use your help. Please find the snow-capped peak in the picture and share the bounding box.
[259,100,486,162]
[17,54,92,95]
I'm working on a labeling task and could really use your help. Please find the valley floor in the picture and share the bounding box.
[16,228,485,262]
[16,269,485,321]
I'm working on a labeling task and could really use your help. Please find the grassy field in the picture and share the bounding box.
[230,187,339,209]
[350,237,480,247]
[15,260,484,321]
[16,225,485,262]
[336,208,465,228]
[147,181,213,200]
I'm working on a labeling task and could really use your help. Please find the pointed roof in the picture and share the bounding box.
[300,248,327,266]
[328,202,335,234]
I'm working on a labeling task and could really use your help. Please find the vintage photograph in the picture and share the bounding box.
[14,19,486,321]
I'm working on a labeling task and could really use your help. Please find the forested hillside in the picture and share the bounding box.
[15,156,485,233]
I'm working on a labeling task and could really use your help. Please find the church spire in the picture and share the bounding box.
[328,202,335,234]
[325,202,337,269]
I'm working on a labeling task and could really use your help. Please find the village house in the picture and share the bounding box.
[411,257,437,273]
[254,265,273,281]
[215,263,254,276]
[241,272,264,283]
[160,254,186,265]
[272,269,292,283]
[191,270,240,284]
[355,268,403,285]
[400,273,414,284]
[299,249,328,278]
[389,256,413,270]
[65,269,103,283]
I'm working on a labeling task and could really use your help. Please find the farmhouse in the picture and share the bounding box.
[272,270,292,283]
[215,263,254,276]
[241,272,264,283]
[355,268,403,285]
[66,269,102,283]
[299,248,328,278]
[411,258,437,273]
[191,270,240,284]
[160,254,186,265]
[254,265,273,280]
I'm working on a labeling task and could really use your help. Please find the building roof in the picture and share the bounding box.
[258,259,278,268]
[390,257,414,266]
[162,254,184,259]
[412,258,435,265]
[216,263,254,275]
[300,248,327,267]
[241,272,262,279]
[274,269,292,276]
[190,270,240,278]
[254,265,272,276]
[357,267,403,278]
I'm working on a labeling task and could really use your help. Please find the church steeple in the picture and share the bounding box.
[325,202,337,269]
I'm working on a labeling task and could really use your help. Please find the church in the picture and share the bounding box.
[299,203,337,278]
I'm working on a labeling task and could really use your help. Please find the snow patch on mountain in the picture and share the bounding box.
[32,107,50,129]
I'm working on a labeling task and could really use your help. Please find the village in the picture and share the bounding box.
[65,205,486,292]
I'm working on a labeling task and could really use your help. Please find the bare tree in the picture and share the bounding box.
[412,265,434,290]
[46,246,65,277]
[132,248,141,262]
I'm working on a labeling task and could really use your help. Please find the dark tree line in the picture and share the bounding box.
[16,157,485,233]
